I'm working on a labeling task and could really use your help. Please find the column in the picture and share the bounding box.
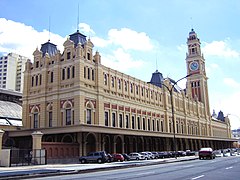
[31,131,44,164]
[0,130,4,166]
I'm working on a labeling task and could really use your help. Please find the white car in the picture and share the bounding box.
[128,153,145,160]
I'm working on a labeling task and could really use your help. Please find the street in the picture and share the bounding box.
[33,156,240,180]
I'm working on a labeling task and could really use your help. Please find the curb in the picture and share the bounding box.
[0,157,198,180]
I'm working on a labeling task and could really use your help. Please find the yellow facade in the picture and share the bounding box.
[20,29,233,157]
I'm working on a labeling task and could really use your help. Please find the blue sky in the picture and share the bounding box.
[1,0,240,129]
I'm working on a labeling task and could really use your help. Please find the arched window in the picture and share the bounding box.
[137,117,140,130]
[62,68,65,80]
[112,112,116,127]
[84,67,86,78]
[87,109,91,124]
[142,87,144,96]
[125,81,127,92]
[105,111,109,126]
[130,83,133,93]
[132,115,135,129]
[142,117,146,130]
[35,76,38,86]
[136,85,138,95]
[118,79,121,89]
[65,103,72,125]
[72,66,75,78]
[32,76,34,87]
[160,120,164,132]
[126,115,129,128]
[50,71,54,83]
[119,114,123,128]
[39,74,42,85]
[87,68,90,79]
[92,69,94,81]
[47,104,53,127]
[152,119,155,131]
[111,76,114,87]
[86,102,94,125]
[104,74,108,85]
[31,106,40,129]
[67,67,70,79]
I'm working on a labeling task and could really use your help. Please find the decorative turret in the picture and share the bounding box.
[148,70,164,88]
[40,40,58,57]
[69,30,87,47]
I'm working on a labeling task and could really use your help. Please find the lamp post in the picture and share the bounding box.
[162,74,192,159]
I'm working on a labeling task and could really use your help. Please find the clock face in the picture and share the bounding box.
[190,61,199,71]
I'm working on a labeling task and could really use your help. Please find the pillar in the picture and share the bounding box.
[0,130,4,166]
[31,131,44,164]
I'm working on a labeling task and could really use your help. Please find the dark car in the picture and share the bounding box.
[186,150,195,156]
[158,152,170,158]
[79,151,109,163]
[122,153,131,161]
[199,148,215,160]
[112,154,124,162]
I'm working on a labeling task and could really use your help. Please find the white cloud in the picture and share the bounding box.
[79,23,95,35]
[223,78,240,88]
[0,18,65,59]
[101,48,145,72]
[202,40,239,58]
[92,36,110,48]
[108,28,154,51]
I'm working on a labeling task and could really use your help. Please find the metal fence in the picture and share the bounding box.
[10,148,47,167]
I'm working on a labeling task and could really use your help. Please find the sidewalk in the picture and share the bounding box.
[0,156,198,179]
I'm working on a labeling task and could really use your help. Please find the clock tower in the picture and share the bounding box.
[186,29,210,117]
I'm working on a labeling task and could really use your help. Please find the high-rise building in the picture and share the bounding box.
[0,53,28,92]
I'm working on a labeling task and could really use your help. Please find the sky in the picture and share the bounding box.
[0,0,240,129]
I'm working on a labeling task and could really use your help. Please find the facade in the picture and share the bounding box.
[0,53,28,92]
[6,29,234,161]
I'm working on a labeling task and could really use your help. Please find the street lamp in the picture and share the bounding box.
[161,74,192,159]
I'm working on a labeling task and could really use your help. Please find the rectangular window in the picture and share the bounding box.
[67,67,70,79]
[112,113,116,127]
[49,112,52,127]
[87,109,91,124]
[34,113,38,128]
[66,109,71,125]
[105,111,109,126]
[72,66,75,78]
[132,116,135,129]
[126,115,129,128]
[152,119,155,131]
[137,117,140,130]
[67,52,71,59]
[148,119,150,131]
[143,118,145,130]
[50,72,54,83]
[119,114,123,128]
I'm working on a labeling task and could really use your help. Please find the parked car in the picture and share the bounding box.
[139,152,150,160]
[112,154,124,162]
[128,152,145,160]
[158,151,170,159]
[122,153,131,161]
[185,150,195,156]
[199,148,215,160]
[79,151,109,163]
[151,152,159,159]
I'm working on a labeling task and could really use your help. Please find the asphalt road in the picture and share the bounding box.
[33,156,240,180]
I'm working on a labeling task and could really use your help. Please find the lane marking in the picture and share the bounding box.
[192,175,205,180]
[225,166,233,170]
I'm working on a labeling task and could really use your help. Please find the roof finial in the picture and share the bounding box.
[77,3,79,32]
[156,53,158,72]
[48,16,51,42]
